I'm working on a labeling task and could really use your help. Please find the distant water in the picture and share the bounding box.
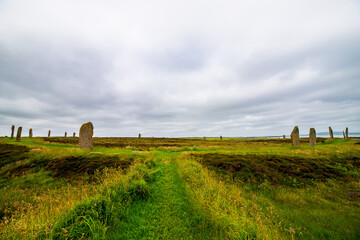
[331,133,360,138]
[302,132,360,138]
[261,132,360,139]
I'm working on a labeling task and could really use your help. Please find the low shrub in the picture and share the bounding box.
[0,143,29,168]
[46,155,133,180]
[193,153,360,187]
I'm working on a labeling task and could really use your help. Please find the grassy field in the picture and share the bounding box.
[0,136,359,239]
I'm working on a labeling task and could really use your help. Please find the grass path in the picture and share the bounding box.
[106,154,220,239]
[2,138,359,239]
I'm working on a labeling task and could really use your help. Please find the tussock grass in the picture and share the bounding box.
[0,179,97,239]
[176,153,285,239]
[187,140,360,239]
[50,157,159,239]
[0,139,141,239]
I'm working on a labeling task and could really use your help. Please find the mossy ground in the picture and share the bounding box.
[0,136,359,239]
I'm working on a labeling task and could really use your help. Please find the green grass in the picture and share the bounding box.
[0,137,359,239]
[106,153,223,239]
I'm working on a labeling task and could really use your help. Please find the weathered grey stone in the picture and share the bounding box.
[11,125,15,139]
[79,122,93,149]
[290,126,300,147]
[343,131,346,140]
[329,126,333,139]
[16,127,22,142]
[309,128,316,146]
[220,135,223,140]
[346,127,349,139]
[64,132,67,137]
[48,130,51,137]
[138,133,141,138]
[73,132,76,137]
[29,128,33,138]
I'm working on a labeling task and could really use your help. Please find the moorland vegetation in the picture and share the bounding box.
[0,136,359,239]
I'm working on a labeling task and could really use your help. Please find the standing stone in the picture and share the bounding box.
[343,131,346,140]
[346,127,349,139]
[329,127,333,139]
[309,128,316,146]
[64,132,67,137]
[16,127,22,142]
[138,133,141,138]
[290,126,300,147]
[73,132,76,137]
[220,135,223,140]
[29,128,33,138]
[48,130,51,137]
[203,137,206,140]
[283,135,286,139]
[11,125,15,139]
[79,122,93,149]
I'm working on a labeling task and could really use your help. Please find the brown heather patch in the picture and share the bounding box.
[42,137,310,150]
[45,155,134,180]
[192,153,360,187]
[0,143,29,168]
[2,154,136,182]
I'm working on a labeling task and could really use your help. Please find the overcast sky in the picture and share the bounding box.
[0,0,359,137]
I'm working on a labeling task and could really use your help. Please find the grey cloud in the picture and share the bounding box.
[0,42,118,109]
[0,1,360,137]
[242,36,360,80]
[147,42,210,73]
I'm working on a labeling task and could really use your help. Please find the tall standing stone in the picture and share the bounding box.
[73,132,76,137]
[79,122,93,149]
[11,125,15,139]
[220,135,223,140]
[283,135,286,139]
[343,131,346,140]
[329,126,333,139]
[138,133,141,138]
[48,130,51,137]
[309,128,316,146]
[29,128,33,138]
[346,127,349,139]
[64,132,67,137]
[16,127,22,142]
[290,126,300,147]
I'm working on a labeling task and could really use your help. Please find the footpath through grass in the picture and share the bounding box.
[107,153,221,239]
[1,137,359,239]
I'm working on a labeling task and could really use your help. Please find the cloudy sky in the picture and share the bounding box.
[0,0,359,137]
